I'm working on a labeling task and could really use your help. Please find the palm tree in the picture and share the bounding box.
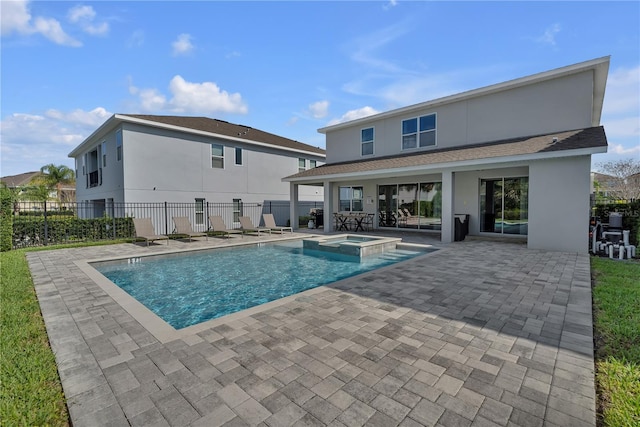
[37,164,75,203]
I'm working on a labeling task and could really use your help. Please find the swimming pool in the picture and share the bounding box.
[94,240,433,329]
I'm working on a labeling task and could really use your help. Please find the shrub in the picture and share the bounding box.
[0,187,14,252]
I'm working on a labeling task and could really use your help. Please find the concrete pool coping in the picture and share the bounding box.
[27,232,596,426]
[80,235,438,343]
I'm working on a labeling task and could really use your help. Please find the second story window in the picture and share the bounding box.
[402,113,436,150]
[211,144,224,169]
[361,127,374,156]
[235,147,243,165]
[101,141,107,167]
[116,129,123,161]
[298,158,306,172]
[309,160,317,168]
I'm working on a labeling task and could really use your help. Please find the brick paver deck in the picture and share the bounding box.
[27,233,595,426]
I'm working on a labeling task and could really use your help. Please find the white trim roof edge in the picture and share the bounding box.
[283,146,607,183]
[318,56,611,134]
[68,114,326,159]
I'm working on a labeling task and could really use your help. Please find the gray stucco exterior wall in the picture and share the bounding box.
[528,156,591,252]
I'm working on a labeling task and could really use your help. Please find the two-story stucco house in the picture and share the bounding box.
[284,57,610,253]
[69,114,325,219]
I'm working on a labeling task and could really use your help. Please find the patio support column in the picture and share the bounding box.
[323,180,334,234]
[441,170,455,243]
[290,182,299,230]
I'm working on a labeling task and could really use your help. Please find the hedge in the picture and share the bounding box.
[12,216,135,247]
[0,188,13,252]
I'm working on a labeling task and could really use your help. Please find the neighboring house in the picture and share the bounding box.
[0,171,76,205]
[285,56,610,253]
[591,171,640,202]
[68,114,325,221]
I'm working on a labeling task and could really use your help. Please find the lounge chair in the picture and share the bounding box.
[209,215,243,238]
[172,216,208,241]
[132,218,169,246]
[239,216,271,236]
[263,213,293,234]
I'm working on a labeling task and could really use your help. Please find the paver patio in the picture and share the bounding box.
[27,233,596,426]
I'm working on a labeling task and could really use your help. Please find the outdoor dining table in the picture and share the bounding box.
[334,212,369,232]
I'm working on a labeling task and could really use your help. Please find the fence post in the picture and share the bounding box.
[43,201,49,246]
[164,201,168,235]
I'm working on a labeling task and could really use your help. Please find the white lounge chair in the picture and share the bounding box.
[172,216,208,241]
[239,216,271,236]
[209,215,243,238]
[263,213,293,234]
[132,218,169,246]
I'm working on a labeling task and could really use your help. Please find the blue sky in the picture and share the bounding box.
[1,0,639,178]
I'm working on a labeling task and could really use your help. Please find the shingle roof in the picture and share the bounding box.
[285,126,607,180]
[121,114,326,156]
[0,171,41,187]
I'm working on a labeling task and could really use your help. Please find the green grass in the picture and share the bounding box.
[0,249,69,426]
[592,257,640,427]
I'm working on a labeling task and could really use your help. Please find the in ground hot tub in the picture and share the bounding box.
[303,234,404,257]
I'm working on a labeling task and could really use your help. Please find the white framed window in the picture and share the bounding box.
[235,147,243,165]
[195,198,204,225]
[101,141,107,167]
[309,159,317,168]
[298,158,306,172]
[116,129,122,161]
[402,113,436,150]
[339,186,364,212]
[233,198,242,223]
[211,144,224,169]
[361,127,374,156]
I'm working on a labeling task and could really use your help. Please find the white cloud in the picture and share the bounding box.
[608,143,640,156]
[1,0,32,35]
[309,100,329,119]
[600,64,640,161]
[1,0,81,46]
[45,107,112,127]
[327,106,380,126]
[126,30,144,48]
[603,66,640,115]
[535,23,561,46]
[347,22,409,73]
[602,117,640,138]
[68,5,109,36]
[32,16,82,46]
[128,76,248,114]
[0,108,113,176]
[172,33,194,56]
[383,0,398,10]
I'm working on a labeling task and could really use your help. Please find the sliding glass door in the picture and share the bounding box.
[378,182,441,230]
[480,177,528,235]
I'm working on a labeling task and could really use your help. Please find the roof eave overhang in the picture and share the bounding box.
[69,114,326,159]
[284,146,607,184]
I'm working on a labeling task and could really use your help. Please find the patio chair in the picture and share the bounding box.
[263,213,293,234]
[239,216,271,236]
[172,216,208,241]
[132,218,169,246]
[209,215,243,238]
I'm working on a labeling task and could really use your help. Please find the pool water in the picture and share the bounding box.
[94,240,427,329]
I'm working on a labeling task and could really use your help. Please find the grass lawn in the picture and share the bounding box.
[591,257,640,427]
[0,249,69,426]
[0,240,127,425]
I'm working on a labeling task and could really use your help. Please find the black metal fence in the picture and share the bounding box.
[10,200,323,249]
